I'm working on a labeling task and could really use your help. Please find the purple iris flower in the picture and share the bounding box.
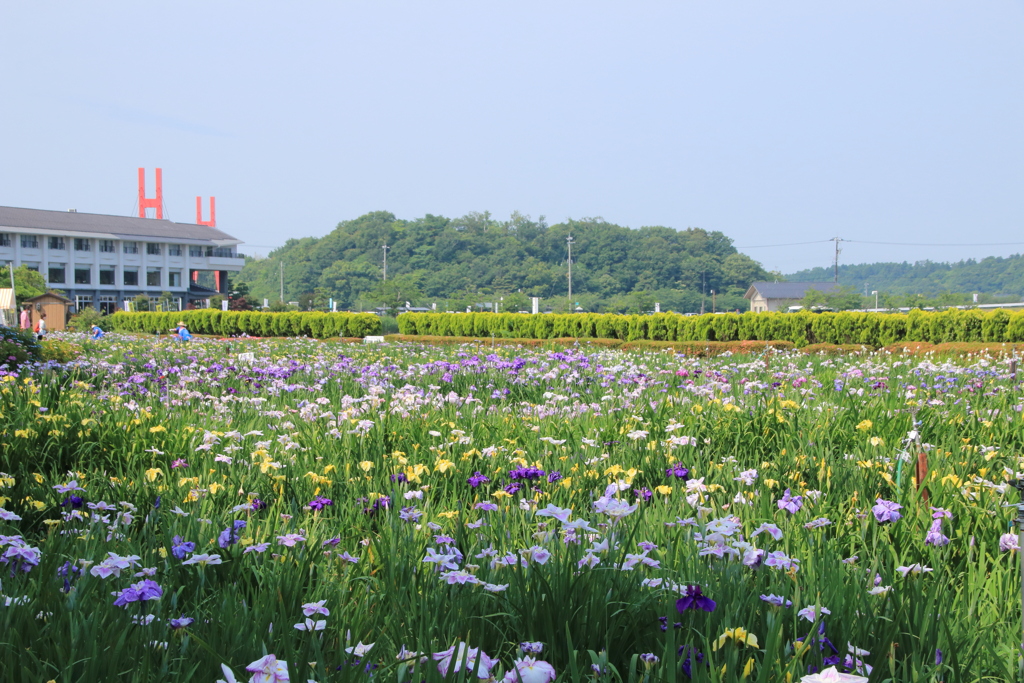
[676,585,716,613]
[872,498,903,523]
[171,536,195,560]
[169,616,194,629]
[390,472,408,483]
[634,487,653,502]
[61,495,85,509]
[399,506,423,522]
[509,466,545,481]
[467,472,490,488]
[924,519,949,546]
[362,496,390,516]
[308,496,333,511]
[547,471,563,484]
[665,464,690,480]
[777,489,803,514]
[113,579,163,607]
[58,560,82,593]
[218,520,247,548]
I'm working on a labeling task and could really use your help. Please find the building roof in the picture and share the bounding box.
[744,281,842,300]
[0,205,241,246]
[25,292,73,304]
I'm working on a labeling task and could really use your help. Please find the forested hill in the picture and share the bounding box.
[237,211,770,310]
[788,255,1024,297]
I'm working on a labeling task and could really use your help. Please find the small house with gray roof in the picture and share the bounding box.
[744,281,842,313]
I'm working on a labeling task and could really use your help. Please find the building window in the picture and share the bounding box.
[99,295,118,315]
[99,269,115,285]
[99,240,115,253]
[168,244,182,256]
[23,263,39,272]
[21,235,39,249]
[212,247,235,257]
[123,269,139,286]
[74,295,93,312]
[74,238,91,252]
[123,242,139,254]
[189,245,210,257]
[147,243,161,255]
[147,269,162,287]
[48,264,66,284]
[168,271,181,287]
[0,233,10,247]
[74,268,91,285]
[48,236,66,250]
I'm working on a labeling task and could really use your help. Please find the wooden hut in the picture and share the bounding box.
[24,292,73,331]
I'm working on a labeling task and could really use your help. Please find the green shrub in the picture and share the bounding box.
[392,310,1024,346]
[40,339,83,362]
[104,311,382,338]
[0,325,42,368]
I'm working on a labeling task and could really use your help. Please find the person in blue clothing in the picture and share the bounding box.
[90,325,104,340]
[171,321,192,342]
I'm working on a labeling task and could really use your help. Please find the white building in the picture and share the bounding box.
[0,205,244,313]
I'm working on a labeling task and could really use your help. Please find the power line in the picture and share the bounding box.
[735,239,832,249]
[846,239,1024,247]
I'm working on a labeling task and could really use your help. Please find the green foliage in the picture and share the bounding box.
[0,324,42,367]
[0,265,47,304]
[235,211,770,312]
[800,285,863,311]
[365,275,423,314]
[39,339,83,362]
[790,254,1024,298]
[104,310,382,338]
[66,307,106,332]
[130,293,150,312]
[398,309,1024,346]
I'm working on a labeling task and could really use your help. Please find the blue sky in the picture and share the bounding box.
[2,1,1023,274]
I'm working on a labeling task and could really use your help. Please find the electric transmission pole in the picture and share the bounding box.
[832,237,844,283]
[382,243,390,281]
[566,235,575,305]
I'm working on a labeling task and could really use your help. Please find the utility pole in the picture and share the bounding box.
[872,290,879,311]
[711,290,716,314]
[566,235,574,305]
[382,243,390,281]
[279,261,284,302]
[832,237,844,283]
[700,270,706,315]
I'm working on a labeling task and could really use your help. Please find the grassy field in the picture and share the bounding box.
[0,333,1021,682]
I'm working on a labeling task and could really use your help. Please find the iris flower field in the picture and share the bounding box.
[1,335,1022,682]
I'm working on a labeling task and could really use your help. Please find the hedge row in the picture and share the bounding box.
[397,309,1024,346]
[106,311,381,338]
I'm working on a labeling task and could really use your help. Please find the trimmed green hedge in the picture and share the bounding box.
[106,311,381,338]
[397,309,1024,346]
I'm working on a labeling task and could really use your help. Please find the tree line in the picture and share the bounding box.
[235,211,771,314]
[789,255,1024,302]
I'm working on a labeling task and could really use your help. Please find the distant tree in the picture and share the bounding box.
[131,293,151,312]
[366,275,422,314]
[229,281,255,311]
[503,291,530,313]
[801,286,862,311]
[629,290,655,314]
[0,265,46,304]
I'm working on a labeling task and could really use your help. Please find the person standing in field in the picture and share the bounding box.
[35,312,47,340]
[20,306,31,331]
